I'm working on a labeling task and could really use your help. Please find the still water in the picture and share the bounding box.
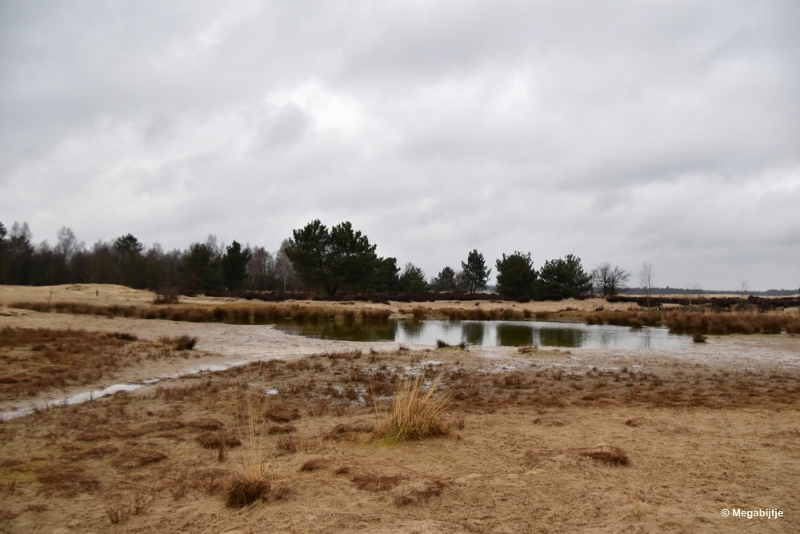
[274,320,689,350]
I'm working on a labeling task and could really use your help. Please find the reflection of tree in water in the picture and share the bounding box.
[461,322,485,345]
[399,320,425,340]
[277,321,396,342]
[537,328,584,348]
[496,324,534,346]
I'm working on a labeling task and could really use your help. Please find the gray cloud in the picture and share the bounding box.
[1,0,798,290]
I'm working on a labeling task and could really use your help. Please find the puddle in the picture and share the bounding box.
[275,319,690,349]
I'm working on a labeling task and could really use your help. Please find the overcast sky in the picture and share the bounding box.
[1,1,798,290]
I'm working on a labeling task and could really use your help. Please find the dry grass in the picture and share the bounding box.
[267,424,296,434]
[9,301,392,327]
[0,335,798,532]
[299,457,328,472]
[394,478,447,506]
[224,390,272,508]
[586,308,800,335]
[350,473,407,491]
[0,327,184,399]
[575,446,630,466]
[36,465,100,497]
[373,369,451,444]
[159,334,197,350]
[197,432,242,449]
[265,403,301,423]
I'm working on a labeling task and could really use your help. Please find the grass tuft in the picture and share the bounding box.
[299,458,328,472]
[225,476,270,508]
[373,370,451,444]
[224,389,272,507]
[197,432,242,449]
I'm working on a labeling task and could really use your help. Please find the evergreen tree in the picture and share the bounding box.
[538,254,592,297]
[400,263,428,292]
[495,252,537,299]
[4,222,34,285]
[285,220,381,295]
[431,266,457,292]
[329,222,378,292]
[221,240,251,290]
[461,250,491,293]
[369,256,401,292]
[0,222,7,283]
[181,242,221,292]
[114,234,145,288]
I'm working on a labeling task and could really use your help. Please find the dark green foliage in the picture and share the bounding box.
[0,222,6,284]
[181,243,221,292]
[431,266,457,292]
[113,234,145,288]
[400,263,428,292]
[2,222,34,285]
[284,220,397,295]
[369,257,402,292]
[538,254,592,298]
[114,234,143,254]
[221,241,251,291]
[329,222,379,293]
[461,250,491,293]
[284,220,336,293]
[495,252,537,299]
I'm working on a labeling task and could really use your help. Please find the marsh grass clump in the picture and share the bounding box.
[693,333,707,343]
[373,370,451,444]
[159,335,197,350]
[225,473,270,508]
[224,390,272,508]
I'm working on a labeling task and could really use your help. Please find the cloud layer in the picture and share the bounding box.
[1,0,799,289]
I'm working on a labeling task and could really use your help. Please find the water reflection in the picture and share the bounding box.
[461,322,485,345]
[276,321,396,342]
[496,324,534,346]
[399,320,425,339]
[274,319,689,350]
[537,328,580,347]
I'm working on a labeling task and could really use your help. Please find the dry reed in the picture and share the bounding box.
[373,370,451,444]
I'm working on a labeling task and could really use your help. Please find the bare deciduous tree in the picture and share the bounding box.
[592,262,631,297]
[639,261,655,309]
[687,282,702,311]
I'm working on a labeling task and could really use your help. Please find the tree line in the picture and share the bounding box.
[284,220,631,298]
[0,221,301,293]
[0,219,633,299]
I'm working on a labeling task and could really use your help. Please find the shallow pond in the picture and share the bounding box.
[274,319,690,350]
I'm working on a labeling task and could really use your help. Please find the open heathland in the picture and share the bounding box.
[0,287,798,533]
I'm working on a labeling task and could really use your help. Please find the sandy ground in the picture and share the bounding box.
[0,286,799,533]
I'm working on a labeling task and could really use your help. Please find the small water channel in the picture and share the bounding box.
[274,319,690,350]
